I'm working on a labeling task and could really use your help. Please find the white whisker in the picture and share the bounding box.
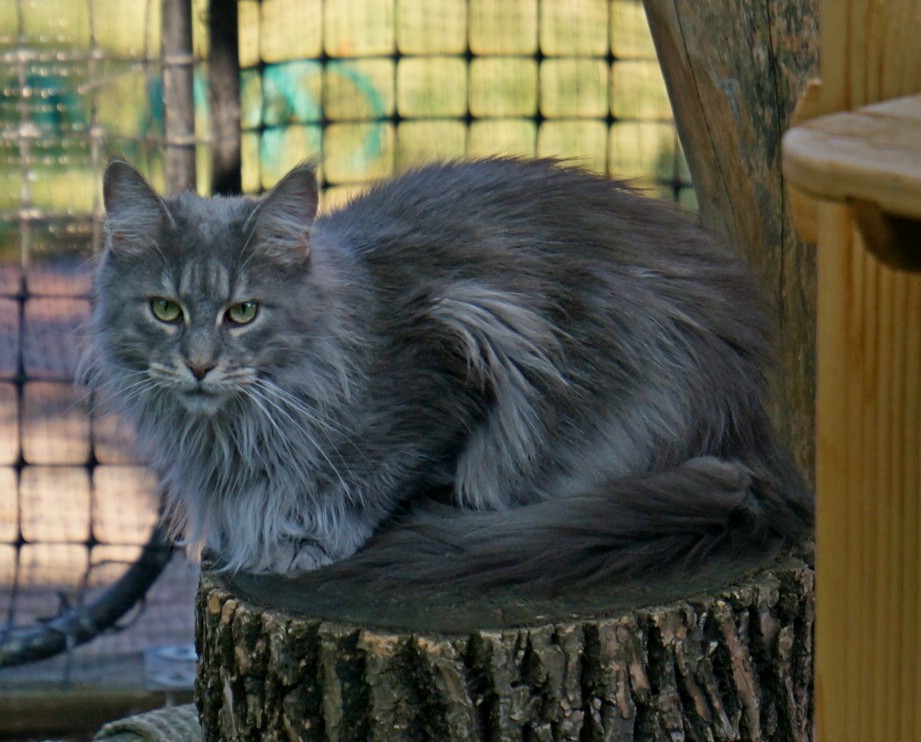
[246,382,354,496]
[254,378,364,454]
[253,379,372,476]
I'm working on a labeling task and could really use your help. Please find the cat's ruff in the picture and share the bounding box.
[87,157,812,589]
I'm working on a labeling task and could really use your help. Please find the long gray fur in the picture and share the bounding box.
[87,157,812,588]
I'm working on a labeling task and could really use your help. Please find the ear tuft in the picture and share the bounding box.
[249,163,319,261]
[103,160,172,249]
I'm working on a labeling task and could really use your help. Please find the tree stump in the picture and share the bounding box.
[195,554,814,741]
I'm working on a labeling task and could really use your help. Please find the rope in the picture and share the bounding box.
[91,704,202,742]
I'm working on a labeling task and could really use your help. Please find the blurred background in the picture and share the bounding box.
[0,0,690,737]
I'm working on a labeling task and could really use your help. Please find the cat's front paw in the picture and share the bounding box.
[287,541,336,574]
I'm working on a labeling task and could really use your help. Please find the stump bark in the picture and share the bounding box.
[195,555,814,741]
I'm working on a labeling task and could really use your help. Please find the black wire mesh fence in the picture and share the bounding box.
[0,0,691,702]
[238,0,693,207]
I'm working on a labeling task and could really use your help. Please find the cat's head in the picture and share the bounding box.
[91,160,331,420]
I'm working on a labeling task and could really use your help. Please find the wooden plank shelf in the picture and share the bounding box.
[784,94,921,270]
[784,94,921,220]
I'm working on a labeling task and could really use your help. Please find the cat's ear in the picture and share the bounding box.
[102,160,173,249]
[248,163,319,262]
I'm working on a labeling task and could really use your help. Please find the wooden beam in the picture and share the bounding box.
[784,96,921,222]
[162,0,196,195]
[208,0,241,195]
[642,0,819,485]
[0,689,193,739]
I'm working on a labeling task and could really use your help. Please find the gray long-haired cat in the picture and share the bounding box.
[88,157,812,587]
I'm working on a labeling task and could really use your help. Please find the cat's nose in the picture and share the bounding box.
[187,362,216,381]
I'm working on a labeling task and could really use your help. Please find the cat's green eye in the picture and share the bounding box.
[150,298,183,323]
[226,301,259,325]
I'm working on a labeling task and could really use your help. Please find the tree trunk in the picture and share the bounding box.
[208,0,242,196]
[195,555,814,741]
[162,0,197,194]
[642,0,820,485]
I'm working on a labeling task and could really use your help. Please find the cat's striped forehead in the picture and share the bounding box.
[156,192,257,298]
[175,254,234,300]
[165,192,255,252]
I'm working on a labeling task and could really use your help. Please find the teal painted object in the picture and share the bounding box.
[262,60,324,124]
[0,71,89,160]
[136,71,209,155]
[252,60,388,170]
[1,55,390,192]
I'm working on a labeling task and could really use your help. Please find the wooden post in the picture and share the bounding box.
[162,0,196,194]
[780,1,921,739]
[641,0,819,484]
[208,0,241,195]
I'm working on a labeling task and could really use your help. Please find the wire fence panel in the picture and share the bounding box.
[239,0,693,209]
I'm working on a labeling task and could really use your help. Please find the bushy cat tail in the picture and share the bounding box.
[327,456,811,590]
